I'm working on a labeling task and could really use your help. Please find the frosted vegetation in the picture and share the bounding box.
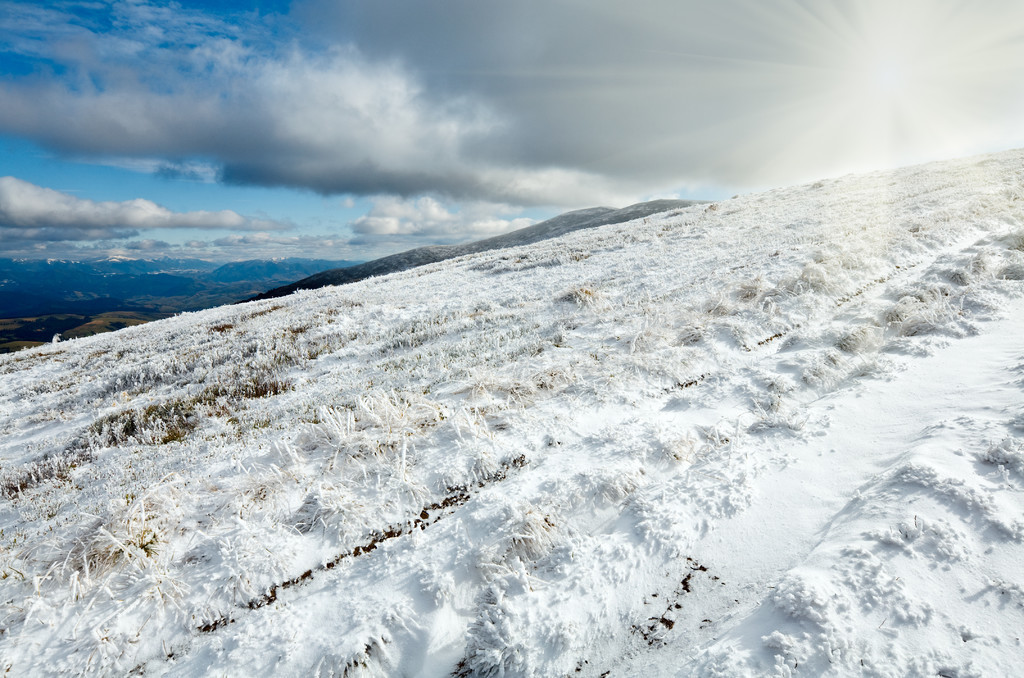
[1,150,1024,676]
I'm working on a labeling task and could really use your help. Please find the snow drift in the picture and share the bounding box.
[1,150,1024,676]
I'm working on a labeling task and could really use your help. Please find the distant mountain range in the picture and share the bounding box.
[0,257,360,351]
[253,199,703,300]
[0,257,361,319]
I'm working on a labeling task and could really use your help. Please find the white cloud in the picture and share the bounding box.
[0,176,287,235]
[350,197,534,240]
[0,3,636,207]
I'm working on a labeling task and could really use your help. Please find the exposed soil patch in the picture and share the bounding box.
[632,557,721,646]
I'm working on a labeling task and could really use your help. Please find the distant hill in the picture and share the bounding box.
[0,257,361,351]
[253,199,702,300]
[0,311,171,353]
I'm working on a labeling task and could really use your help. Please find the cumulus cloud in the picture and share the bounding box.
[350,197,534,240]
[0,176,286,239]
[0,226,139,244]
[0,1,653,206]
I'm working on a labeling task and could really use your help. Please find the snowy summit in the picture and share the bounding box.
[2,149,1024,676]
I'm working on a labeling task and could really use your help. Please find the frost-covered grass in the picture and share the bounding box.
[2,149,1024,676]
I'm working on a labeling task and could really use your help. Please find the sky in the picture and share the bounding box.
[1,0,1023,262]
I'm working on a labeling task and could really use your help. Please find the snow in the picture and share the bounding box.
[2,149,1024,676]
[255,199,702,299]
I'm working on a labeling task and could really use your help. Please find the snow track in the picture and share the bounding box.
[2,150,1024,676]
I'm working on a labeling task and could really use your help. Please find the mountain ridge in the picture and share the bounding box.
[253,199,702,300]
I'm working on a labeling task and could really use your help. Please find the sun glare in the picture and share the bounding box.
[736,0,1024,184]
[872,61,906,94]
[848,53,913,108]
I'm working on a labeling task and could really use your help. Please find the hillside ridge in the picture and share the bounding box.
[252,199,702,299]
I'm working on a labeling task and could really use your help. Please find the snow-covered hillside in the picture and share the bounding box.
[253,199,701,300]
[2,150,1024,676]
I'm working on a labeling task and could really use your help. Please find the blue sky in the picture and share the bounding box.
[1,0,1023,261]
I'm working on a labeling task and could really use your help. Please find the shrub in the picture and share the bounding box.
[557,286,599,307]
[836,324,883,354]
[884,285,958,337]
[0,447,93,499]
[89,400,199,447]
